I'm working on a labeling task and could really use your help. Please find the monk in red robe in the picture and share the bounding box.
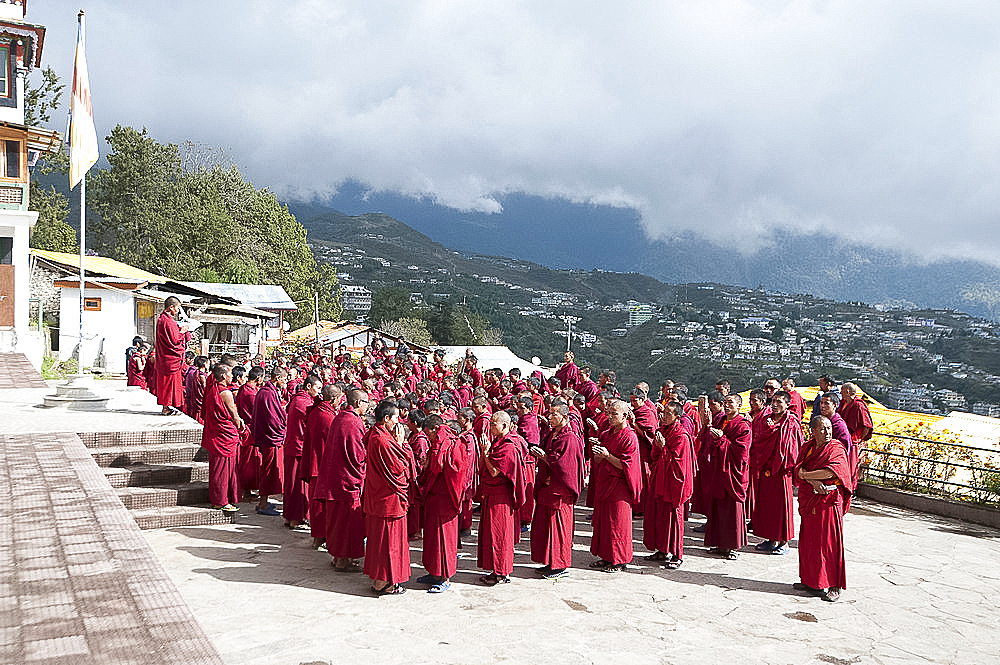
[456,407,479,536]
[589,399,642,572]
[530,402,584,578]
[235,366,263,501]
[514,396,540,528]
[416,416,471,592]
[126,343,149,389]
[363,400,413,595]
[184,356,208,423]
[643,401,695,568]
[837,382,873,510]
[751,391,802,555]
[153,297,190,415]
[282,374,321,528]
[629,389,658,511]
[201,363,244,512]
[554,351,579,391]
[300,383,342,548]
[406,411,431,539]
[315,388,369,570]
[477,410,528,586]
[783,378,806,421]
[794,415,855,602]
[252,367,288,516]
[701,393,752,559]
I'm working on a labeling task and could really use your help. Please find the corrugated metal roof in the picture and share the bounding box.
[180,281,297,310]
[31,249,167,282]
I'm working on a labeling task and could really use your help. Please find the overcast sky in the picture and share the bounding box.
[31,1,1000,264]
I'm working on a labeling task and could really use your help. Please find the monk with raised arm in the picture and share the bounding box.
[751,391,802,555]
[643,400,695,569]
[701,393,752,559]
[477,410,527,586]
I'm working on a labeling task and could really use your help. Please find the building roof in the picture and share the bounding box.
[180,282,297,311]
[31,249,167,283]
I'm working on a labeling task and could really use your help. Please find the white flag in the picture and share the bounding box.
[69,11,98,189]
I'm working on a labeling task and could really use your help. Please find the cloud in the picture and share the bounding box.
[31,1,1000,264]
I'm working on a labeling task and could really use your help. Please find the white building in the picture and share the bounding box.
[340,284,372,312]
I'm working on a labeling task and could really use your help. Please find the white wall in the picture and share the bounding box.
[58,286,136,374]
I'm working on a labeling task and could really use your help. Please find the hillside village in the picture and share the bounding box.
[300,211,1000,416]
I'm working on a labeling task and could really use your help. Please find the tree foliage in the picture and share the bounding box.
[88,125,340,327]
[24,66,76,252]
[370,287,416,327]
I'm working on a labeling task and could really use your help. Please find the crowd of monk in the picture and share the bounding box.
[133,298,873,601]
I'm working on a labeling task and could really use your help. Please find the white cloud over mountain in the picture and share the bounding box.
[33,1,1000,264]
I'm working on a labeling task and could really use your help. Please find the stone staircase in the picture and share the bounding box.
[80,427,239,529]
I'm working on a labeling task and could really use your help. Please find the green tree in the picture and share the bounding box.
[427,301,491,345]
[24,65,76,252]
[88,125,340,327]
[381,317,432,346]
[370,287,416,327]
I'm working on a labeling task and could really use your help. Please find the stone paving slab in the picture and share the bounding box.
[142,499,1000,665]
[1,430,224,665]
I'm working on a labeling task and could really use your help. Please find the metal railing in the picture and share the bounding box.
[861,430,1000,507]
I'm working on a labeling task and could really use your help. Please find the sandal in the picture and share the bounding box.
[589,559,610,569]
[822,587,841,602]
[372,583,406,596]
[724,550,739,560]
[332,561,362,573]
[644,552,668,562]
[664,557,682,570]
[603,563,627,573]
[428,581,451,593]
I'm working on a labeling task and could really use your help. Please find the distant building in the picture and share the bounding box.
[340,285,372,313]
[627,303,655,327]
[972,402,1000,418]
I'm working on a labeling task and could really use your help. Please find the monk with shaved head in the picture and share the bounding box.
[476,410,528,586]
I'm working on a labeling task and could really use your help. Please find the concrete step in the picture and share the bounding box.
[78,427,203,449]
[116,482,211,510]
[90,443,207,468]
[130,505,238,530]
[103,461,210,488]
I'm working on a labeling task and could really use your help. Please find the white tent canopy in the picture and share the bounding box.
[435,345,551,380]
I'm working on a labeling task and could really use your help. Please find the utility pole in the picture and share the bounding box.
[314,292,320,350]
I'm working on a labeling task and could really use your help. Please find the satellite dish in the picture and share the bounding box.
[532,356,541,366]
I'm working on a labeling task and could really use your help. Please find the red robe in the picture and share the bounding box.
[788,390,807,422]
[632,399,659,509]
[643,420,695,558]
[252,381,286,495]
[796,437,854,590]
[422,425,472,578]
[477,432,528,577]
[751,411,802,542]
[746,406,772,523]
[282,391,317,522]
[201,381,240,507]
[315,407,367,558]
[363,424,413,583]
[458,430,479,532]
[126,354,147,389]
[554,361,579,391]
[407,430,430,536]
[516,411,541,525]
[590,425,642,565]
[701,415,751,551]
[153,311,188,408]
[301,400,338,541]
[235,383,260,492]
[531,424,585,570]
[837,397,873,507]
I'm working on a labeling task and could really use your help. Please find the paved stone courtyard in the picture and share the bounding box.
[143,497,1000,665]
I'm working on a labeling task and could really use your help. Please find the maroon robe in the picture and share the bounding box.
[788,390,806,421]
[282,391,317,523]
[458,430,479,532]
[554,361,579,391]
[301,400,338,541]
[407,430,430,536]
[701,415,751,551]
[315,407,367,559]
[590,425,642,565]
[837,397,873,509]
[632,399,659,510]
[235,383,260,492]
[252,381,286,495]
[153,311,189,408]
[751,411,802,543]
[422,425,471,578]
[796,436,854,590]
[201,381,240,507]
[516,411,541,525]
[643,420,695,558]
[184,369,206,422]
[477,432,528,577]
[746,406,772,523]
[363,424,413,584]
[126,354,147,389]
[531,424,585,570]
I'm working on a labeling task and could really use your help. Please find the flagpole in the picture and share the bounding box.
[78,171,85,362]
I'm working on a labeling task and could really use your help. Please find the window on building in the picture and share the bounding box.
[4,140,19,179]
[0,236,11,264]
[84,297,102,311]
[0,45,9,98]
